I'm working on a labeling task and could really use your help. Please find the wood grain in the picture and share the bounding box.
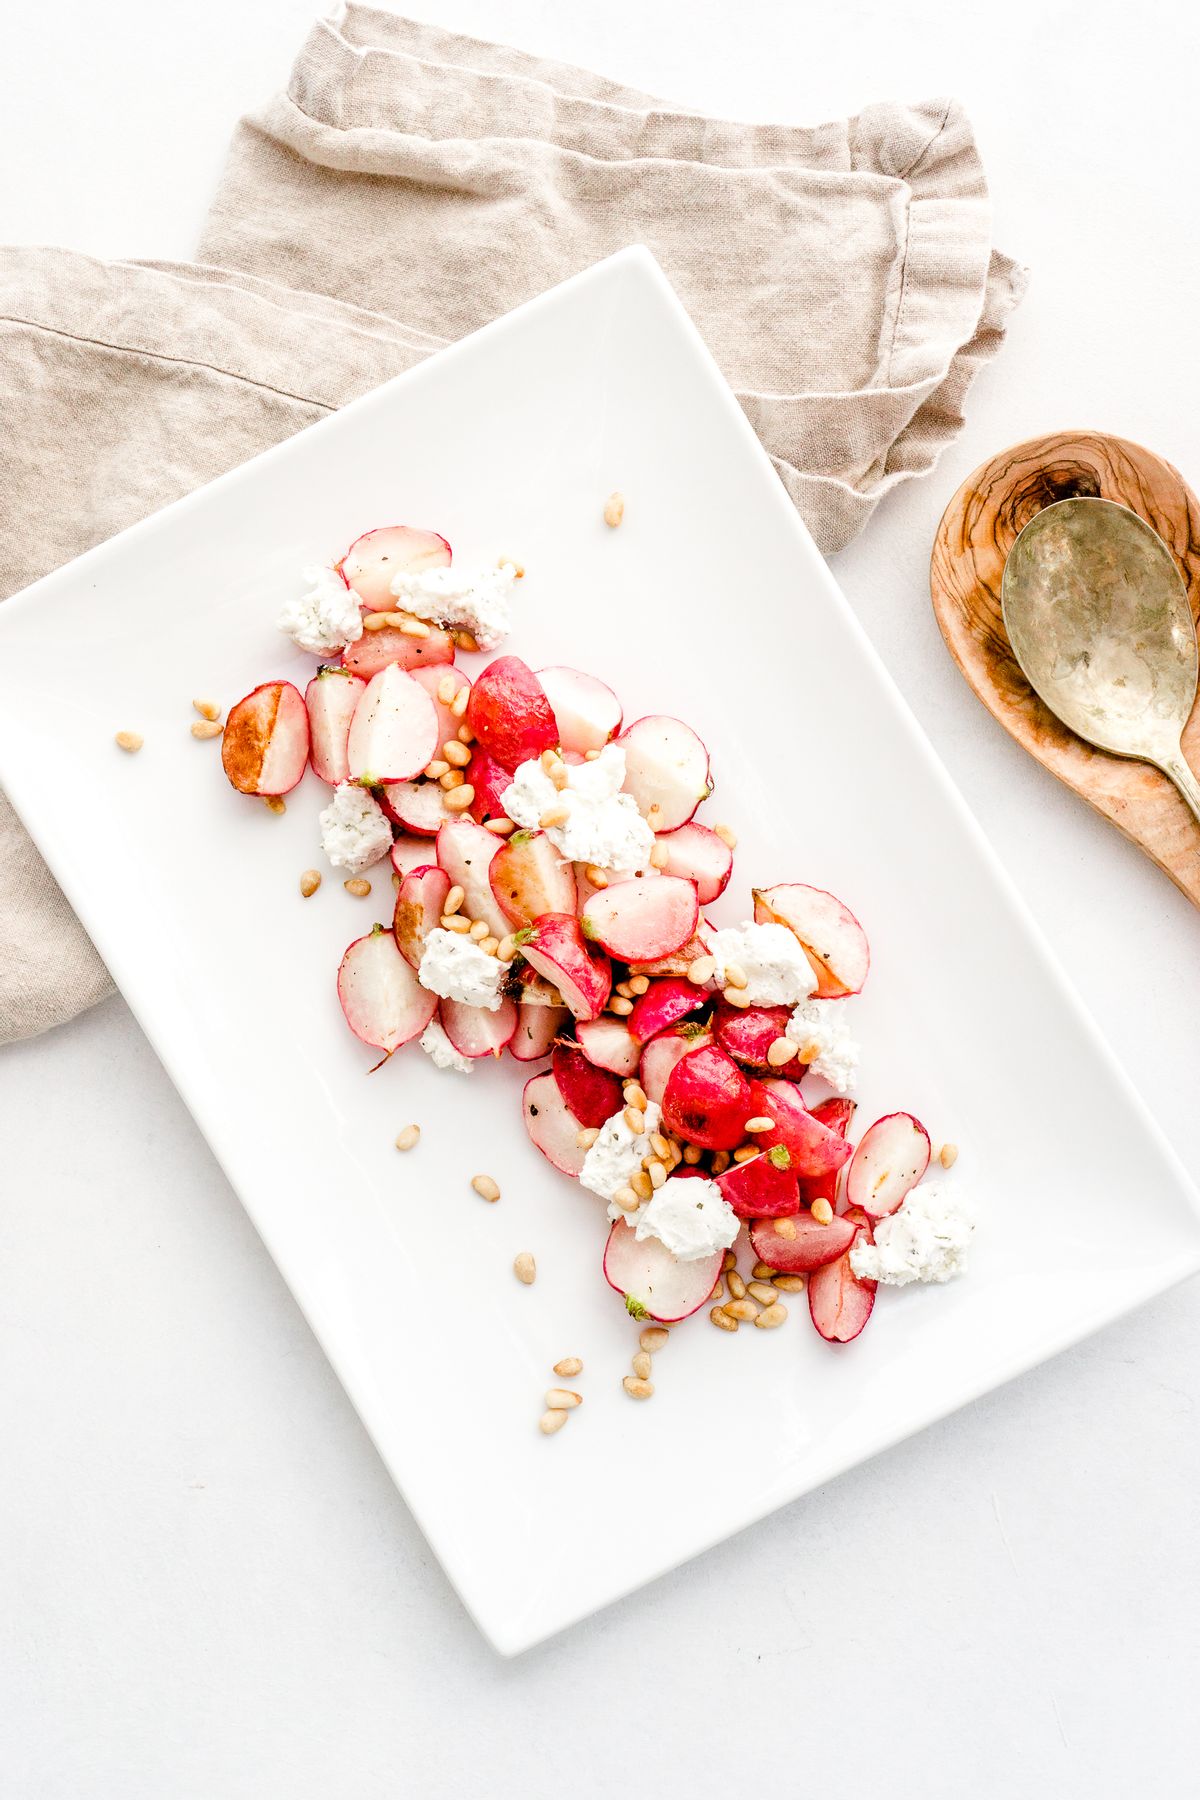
[930,430,1200,906]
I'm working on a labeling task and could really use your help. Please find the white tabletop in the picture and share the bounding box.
[4,2,1198,1793]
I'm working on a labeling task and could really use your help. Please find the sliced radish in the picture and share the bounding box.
[465,656,557,771]
[749,1208,859,1273]
[629,923,714,978]
[382,778,452,836]
[337,925,436,1053]
[752,883,870,998]
[627,977,706,1043]
[434,819,509,938]
[391,834,437,878]
[516,966,566,1006]
[489,830,577,928]
[521,913,612,1022]
[537,666,622,754]
[551,1042,624,1127]
[522,1070,587,1176]
[716,1148,800,1220]
[575,1013,642,1078]
[440,994,517,1058]
[845,1113,931,1219]
[393,864,450,970]
[618,715,711,831]
[799,1096,858,1212]
[338,524,451,610]
[346,663,439,785]
[653,822,732,903]
[661,1044,752,1150]
[640,1026,711,1107]
[221,681,309,796]
[465,748,513,825]
[341,623,455,680]
[305,667,364,786]
[808,1217,876,1342]
[581,876,699,963]
[712,1002,794,1073]
[749,1080,854,1180]
[510,1003,570,1061]
[410,663,470,747]
[603,1219,724,1323]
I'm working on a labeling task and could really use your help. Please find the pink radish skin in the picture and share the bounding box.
[341,624,455,680]
[347,663,439,785]
[537,666,622,754]
[712,1002,795,1074]
[640,1027,711,1107]
[465,748,513,825]
[221,681,309,796]
[627,977,706,1043]
[799,1096,858,1212]
[382,778,452,836]
[749,1208,859,1274]
[845,1112,931,1219]
[603,1219,724,1324]
[489,830,577,928]
[410,663,470,747]
[750,1079,855,1180]
[306,667,364,786]
[393,864,451,971]
[338,524,451,610]
[618,715,712,831]
[581,876,699,963]
[551,1042,624,1127]
[521,913,612,1022]
[661,1044,753,1151]
[434,819,509,938]
[465,656,558,771]
[575,1014,643,1078]
[717,1150,800,1220]
[337,925,436,1054]
[809,1215,876,1342]
[629,921,715,978]
[753,883,870,998]
[391,835,437,878]
[510,1004,570,1062]
[439,995,517,1058]
[653,822,732,903]
[522,1071,588,1176]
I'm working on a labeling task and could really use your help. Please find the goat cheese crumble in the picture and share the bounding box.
[318,782,393,874]
[580,1101,663,1211]
[502,744,654,874]
[706,921,818,1006]
[850,1183,975,1286]
[419,1017,474,1073]
[418,929,507,1011]
[634,1175,740,1261]
[390,561,517,650]
[786,997,860,1092]
[278,565,364,655]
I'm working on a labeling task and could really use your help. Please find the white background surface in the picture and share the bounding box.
[2,2,1198,1793]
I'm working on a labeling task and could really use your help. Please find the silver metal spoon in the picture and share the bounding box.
[1001,496,1200,826]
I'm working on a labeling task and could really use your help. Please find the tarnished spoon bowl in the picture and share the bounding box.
[1001,497,1200,824]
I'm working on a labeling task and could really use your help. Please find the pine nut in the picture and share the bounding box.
[443,739,472,767]
[362,612,391,631]
[722,1249,738,1271]
[711,1279,725,1301]
[723,987,753,1008]
[299,869,322,897]
[455,630,479,653]
[192,698,221,721]
[450,686,470,717]
[767,1037,798,1067]
[190,719,223,740]
[584,749,601,760]
[646,803,662,825]
[752,1261,777,1279]
[484,817,515,835]
[683,1143,703,1165]
[549,762,570,791]
[723,965,748,992]
[262,796,286,815]
[603,491,625,528]
[444,786,475,812]
[726,1270,747,1300]
[624,1106,646,1134]
[497,934,518,962]
[623,1376,654,1399]
[649,1132,671,1160]
[457,724,474,745]
[630,1170,653,1201]
[639,1327,669,1353]
[540,748,560,773]
[392,872,401,890]
[553,1357,583,1377]
[712,1152,731,1175]
[479,936,499,957]
[437,673,458,705]
[539,805,570,829]
[810,1198,835,1225]
[647,1159,668,1189]
[723,1298,760,1323]
[628,975,650,995]
[940,1142,959,1169]
[686,956,716,986]
[611,1185,639,1212]
[609,996,634,1016]
[425,760,450,779]
[773,1274,806,1292]
[615,981,634,999]
[733,1145,758,1163]
[624,1084,648,1112]
[546,1388,582,1410]
[710,1305,738,1332]
[539,1409,568,1435]
[471,1174,501,1203]
[441,913,472,933]
[114,731,143,752]
[795,1041,820,1063]
[399,616,430,638]
[755,1303,788,1329]
[775,1217,798,1241]
[747,1280,778,1305]
[444,885,465,915]
[439,768,465,790]
[585,865,609,889]
[713,823,737,849]
[576,1127,600,1149]
[344,877,371,896]
[395,1124,421,1151]
[649,841,670,869]
[469,919,489,941]
[631,1351,653,1379]
[513,1252,536,1285]
[745,1116,775,1137]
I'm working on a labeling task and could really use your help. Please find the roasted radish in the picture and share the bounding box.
[627,977,706,1043]
[603,1219,724,1323]
[716,1147,800,1220]
[575,1013,642,1077]
[551,1042,624,1128]
[440,995,518,1058]
[522,1071,588,1175]
[749,1079,854,1180]
[749,1207,859,1273]
[711,1002,794,1073]
[382,778,452,836]
[537,665,622,754]
[489,829,577,927]
[580,876,699,963]
[465,656,558,770]
[618,714,711,831]
[661,1044,752,1150]
[808,1215,876,1342]
[640,1026,712,1106]
[338,524,451,610]
[221,681,310,796]
[510,1003,570,1062]
[653,822,732,902]
[521,913,612,1021]
[305,667,364,786]
[337,925,436,1053]
[844,1113,930,1219]
[393,865,451,970]
[753,883,870,998]
[341,622,454,679]
[434,819,509,938]
[346,663,439,785]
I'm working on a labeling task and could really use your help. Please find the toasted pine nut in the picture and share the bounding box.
[479,936,499,957]
[443,885,465,915]
[722,1249,738,1271]
[439,768,465,790]
[500,556,525,577]
[711,1151,731,1175]
[711,1279,725,1301]
[484,817,515,835]
[755,1303,788,1329]
[775,1217,798,1241]
[497,934,518,962]
[444,785,475,812]
[395,1124,421,1151]
[513,1252,536,1285]
[114,731,143,752]
[723,1298,760,1323]
[686,956,716,986]
[344,877,371,896]
[747,1281,778,1305]
[940,1142,959,1169]
[553,1357,583,1377]
[723,963,748,990]
[603,491,625,528]
[649,1132,671,1160]
[584,749,601,760]
[773,1274,807,1292]
[540,748,561,773]
[752,1261,777,1279]
[631,1351,653,1379]
[437,673,458,704]
[399,615,430,638]
[471,1174,501,1203]
[767,1037,799,1067]
[454,630,480,652]
[299,869,322,898]
[469,919,489,941]
[628,975,650,995]
[630,1170,653,1201]
[392,872,401,890]
[441,913,472,933]
[549,762,570,791]
[623,1376,654,1399]
[456,724,474,745]
[713,823,737,849]
[733,1145,758,1163]
[683,1143,703,1165]
[615,981,634,1000]
[443,739,472,767]
[744,1115,774,1134]
[639,1327,669,1353]
[362,612,391,630]
[611,1185,639,1212]
[810,1198,835,1225]
[539,805,570,829]
[726,1270,747,1301]
[450,686,470,717]
[624,1083,648,1111]
[624,1106,646,1134]
[192,698,221,721]
[546,1388,582,1410]
[710,1306,738,1332]
[576,1127,601,1149]
[425,760,450,779]
[190,720,222,740]
[649,841,670,869]
[262,796,286,815]
[585,865,609,889]
[647,1159,668,1190]
[723,987,753,1008]
[539,1409,568,1435]
[795,1040,820,1063]
[609,996,634,1016]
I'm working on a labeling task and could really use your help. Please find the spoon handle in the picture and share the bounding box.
[1159,751,1200,831]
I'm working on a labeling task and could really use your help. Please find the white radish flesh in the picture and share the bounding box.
[306,668,364,786]
[347,663,439,785]
[580,876,699,962]
[752,883,870,998]
[440,995,517,1058]
[653,821,732,903]
[222,682,309,796]
[434,819,509,938]
[618,714,711,831]
[522,1071,588,1175]
[337,926,436,1053]
[382,779,452,836]
[510,1004,570,1061]
[489,830,577,928]
[603,1220,723,1323]
[537,665,623,753]
[844,1113,931,1219]
[575,1014,642,1077]
[393,864,451,970]
[338,524,451,610]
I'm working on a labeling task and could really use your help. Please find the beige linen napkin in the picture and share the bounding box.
[0,11,1024,1045]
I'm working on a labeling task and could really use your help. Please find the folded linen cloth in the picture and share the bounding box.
[0,10,1025,1046]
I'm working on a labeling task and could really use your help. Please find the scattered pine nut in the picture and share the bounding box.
[540,748,561,773]
[484,817,515,835]
[426,759,450,779]
[628,975,650,995]
[585,865,609,889]
[500,556,525,578]
[649,841,670,869]
[683,1143,703,1165]
[549,762,570,791]
[723,1298,760,1323]
[722,1249,738,1271]
[630,1170,653,1201]
[450,686,470,718]
[711,1151,731,1175]
[711,1279,725,1301]
[733,1145,758,1163]
[539,1409,568,1436]
[344,877,371,896]
[399,616,430,638]
[767,1037,798,1067]
[455,630,480,652]
[584,748,601,761]
[647,1159,668,1190]
[687,956,716,986]
[609,996,634,1016]
[439,768,465,790]
[444,885,465,915]
[775,1217,798,1241]
[513,1252,537,1285]
[810,1198,835,1225]
[624,1083,648,1111]
[469,919,490,941]
[795,1040,820,1064]
[754,1303,788,1329]
[639,1327,669,1354]
[443,739,472,767]
[576,1127,601,1150]
[471,1174,501,1203]
[441,913,473,933]
[752,1261,777,1279]
[553,1357,583,1378]
[744,1115,773,1134]
[615,981,634,1000]
[611,1185,639,1212]
[114,731,143,752]
[940,1142,959,1169]
[623,1376,654,1399]
[773,1274,806,1292]
[392,872,401,890]
[723,987,752,1008]
[395,1124,421,1152]
[479,936,499,957]
[747,1280,778,1305]
[631,1351,653,1380]
[443,785,475,812]
[299,869,322,898]
[456,724,474,745]
[539,804,570,829]
[263,796,286,815]
[603,491,625,528]
[546,1388,582,1410]
[624,1106,646,1134]
[649,1132,672,1160]
[713,824,737,849]
[192,699,222,722]
[437,673,458,705]
[362,612,391,631]
[726,1270,747,1301]
[497,934,518,962]
[710,1306,738,1332]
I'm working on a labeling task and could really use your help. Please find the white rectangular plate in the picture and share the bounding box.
[2,249,1197,1654]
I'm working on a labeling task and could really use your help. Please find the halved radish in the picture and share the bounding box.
[382,778,451,836]
[337,524,451,610]
[845,1113,930,1219]
[551,1042,624,1127]
[221,681,309,796]
[799,1096,857,1212]
[466,656,558,770]
[465,748,513,825]
[712,1002,793,1073]
[515,966,566,1006]
[603,1219,724,1323]
[752,883,870,998]
[510,1003,570,1061]
[537,666,622,754]
[716,1147,800,1220]
[661,1044,752,1150]
[306,667,364,786]
[341,623,455,679]
[337,924,436,1053]
[808,1217,876,1342]
[391,835,436,878]
[440,994,517,1058]
[653,822,732,903]
[576,1014,642,1078]
[522,1070,587,1176]
[347,663,439,785]
[640,1026,711,1106]
[629,922,714,978]
[627,977,706,1043]
[618,715,711,831]
[393,864,450,970]
[521,913,612,1021]
[749,1207,858,1274]
[434,819,509,938]
[581,876,699,963]
[749,1080,854,1180]
[410,663,470,746]
[489,830,577,928]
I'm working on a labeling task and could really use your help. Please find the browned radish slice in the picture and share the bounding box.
[627,977,706,1043]
[489,830,577,927]
[551,1042,624,1127]
[510,1003,570,1061]
[717,1148,800,1219]
[410,663,470,746]
[337,924,436,1053]
[434,819,509,937]
[342,623,455,680]
[382,778,452,836]
[799,1097,857,1212]
[466,656,557,770]
[576,1014,642,1077]
[750,1207,858,1273]
[522,1070,587,1175]
[393,864,451,970]
[580,876,699,962]
[347,664,439,785]
[845,1113,930,1219]
[640,1026,711,1106]
[809,1216,876,1342]
[653,822,732,902]
[338,524,451,610]
[537,665,622,753]
[752,883,870,998]
[661,1044,752,1150]
[617,715,711,830]
[305,667,364,786]
[464,748,512,825]
[440,994,517,1058]
[603,1219,724,1323]
[221,681,309,795]
[522,913,612,1021]
[749,1079,854,1180]
[712,1002,794,1073]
